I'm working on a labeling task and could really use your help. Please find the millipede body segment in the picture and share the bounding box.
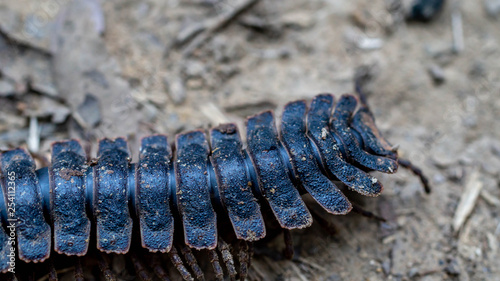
[0,93,430,280]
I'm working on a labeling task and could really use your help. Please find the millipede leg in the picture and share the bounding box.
[180,245,204,281]
[5,273,16,281]
[218,238,237,281]
[48,258,58,281]
[130,253,153,281]
[98,253,117,281]
[238,240,250,281]
[74,257,85,281]
[310,208,338,236]
[248,242,254,269]
[17,266,35,281]
[169,246,194,281]
[208,249,224,281]
[151,254,172,281]
[352,204,386,222]
[397,158,432,193]
[283,229,294,260]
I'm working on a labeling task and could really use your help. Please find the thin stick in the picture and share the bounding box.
[398,158,432,194]
[183,0,260,57]
[451,4,464,53]
[453,169,482,233]
[352,204,386,222]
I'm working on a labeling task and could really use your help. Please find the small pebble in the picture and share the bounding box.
[76,94,101,128]
[183,60,207,78]
[255,47,291,59]
[446,166,465,182]
[326,273,342,281]
[484,0,500,18]
[382,259,391,275]
[408,267,419,278]
[433,173,446,184]
[427,64,446,84]
[492,142,500,157]
[463,115,477,128]
[163,75,186,105]
[30,81,59,97]
[0,79,16,96]
[444,258,461,276]
[281,11,316,29]
[469,61,486,78]
[406,0,446,22]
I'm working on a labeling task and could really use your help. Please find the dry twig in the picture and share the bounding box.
[452,169,482,233]
[182,0,260,57]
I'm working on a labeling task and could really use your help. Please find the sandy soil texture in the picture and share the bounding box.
[0,0,499,280]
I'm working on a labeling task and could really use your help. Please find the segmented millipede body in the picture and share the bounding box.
[0,93,430,280]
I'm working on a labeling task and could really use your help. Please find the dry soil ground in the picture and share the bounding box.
[0,0,499,280]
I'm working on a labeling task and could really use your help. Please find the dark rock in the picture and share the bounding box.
[444,258,461,276]
[75,94,101,128]
[428,64,446,85]
[406,0,446,22]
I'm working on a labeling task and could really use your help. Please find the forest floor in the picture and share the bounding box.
[0,0,499,280]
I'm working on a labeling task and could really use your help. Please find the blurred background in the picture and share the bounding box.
[0,0,499,280]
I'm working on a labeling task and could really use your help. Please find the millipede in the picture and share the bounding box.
[0,93,430,280]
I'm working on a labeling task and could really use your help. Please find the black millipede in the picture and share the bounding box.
[0,93,431,280]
